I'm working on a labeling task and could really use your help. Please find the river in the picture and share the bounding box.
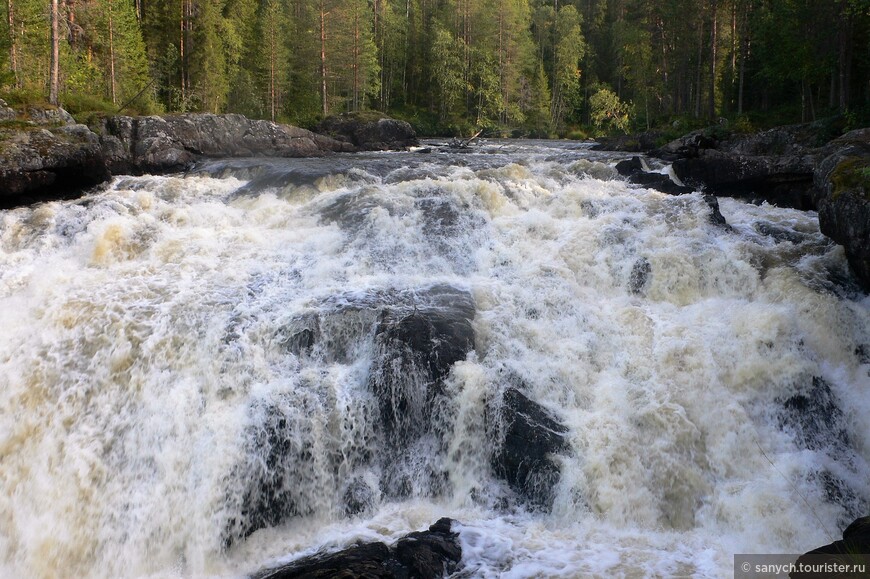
[0,140,868,578]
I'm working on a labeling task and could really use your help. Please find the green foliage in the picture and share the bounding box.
[0,0,867,136]
[589,86,632,134]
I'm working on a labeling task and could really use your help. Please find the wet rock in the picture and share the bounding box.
[778,377,867,520]
[779,377,849,452]
[628,257,652,295]
[370,286,475,445]
[253,518,462,579]
[342,478,375,517]
[628,170,695,195]
[791,516,870,579]
[650,122,846,210]
[226,403,310,544]
[814,129,870,292]
[615,156,694,196]
[754,221,806,244]
[615,156,645,176]
[670,150,817,209]
[316,112,419,151]
[489,387,569,509]
[704,194,729,227]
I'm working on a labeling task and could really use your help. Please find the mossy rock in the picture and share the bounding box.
[831,156,870,200]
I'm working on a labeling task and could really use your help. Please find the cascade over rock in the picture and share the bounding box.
[488,387,569,509]
[227,285,475,543]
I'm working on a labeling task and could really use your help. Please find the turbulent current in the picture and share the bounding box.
[0,140,868,578]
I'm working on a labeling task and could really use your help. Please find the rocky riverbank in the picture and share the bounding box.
[0,102,417,207]
[597,121,870,292]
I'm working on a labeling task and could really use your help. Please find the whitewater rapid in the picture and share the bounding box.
[0,141,868,578]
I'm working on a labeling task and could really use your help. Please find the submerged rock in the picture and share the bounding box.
[252,518,462,579]
[316,112,419,151]
[778,377,867,521]
[489,387,569,509]
[228,285,475,543]
[779,377,850,452]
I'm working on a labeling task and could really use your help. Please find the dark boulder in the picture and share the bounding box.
[650,122,845,209]
[670,150,817,209]
[615,156,695,196]
[316,113,419,151]
[628,257,652,295]
[253,518,462,579]
[369,285,475,445]
[779,377,849,453]
[488,387,569,509]
[790,516,870,579]
[704,194,729,227]
[652,130,720,161]
[814,129,870,292]
[778,377,867,521]
[225,402,314,544]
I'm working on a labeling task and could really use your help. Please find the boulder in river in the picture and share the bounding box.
[316,112,419,151]
[489,387,569,509]
[252,518,462,579]
[615,155,695,196]
[369,285,475,446]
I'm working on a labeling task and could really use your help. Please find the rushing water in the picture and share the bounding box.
[0,140,868,578]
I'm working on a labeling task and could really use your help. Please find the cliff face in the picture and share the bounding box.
[814,129,870,291]
[0,106,355,207]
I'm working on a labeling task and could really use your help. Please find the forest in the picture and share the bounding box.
[1,0,869,137]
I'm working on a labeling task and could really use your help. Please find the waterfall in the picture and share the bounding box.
[0,141,867,578]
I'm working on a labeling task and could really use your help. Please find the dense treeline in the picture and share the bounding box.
[2,0,869,135]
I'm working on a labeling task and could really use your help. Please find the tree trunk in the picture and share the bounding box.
[695,17,703,118]
[353,0,359,111]
[320,2,328,117]
[269,4,275,121]
[180,0,185,105]
[49,0,59,105]
[837,6,850,110]
[6,0,17,86]
[709,0,717,119]
[108,0,116,105]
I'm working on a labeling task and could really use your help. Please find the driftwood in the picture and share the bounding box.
[448,129,483,149]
